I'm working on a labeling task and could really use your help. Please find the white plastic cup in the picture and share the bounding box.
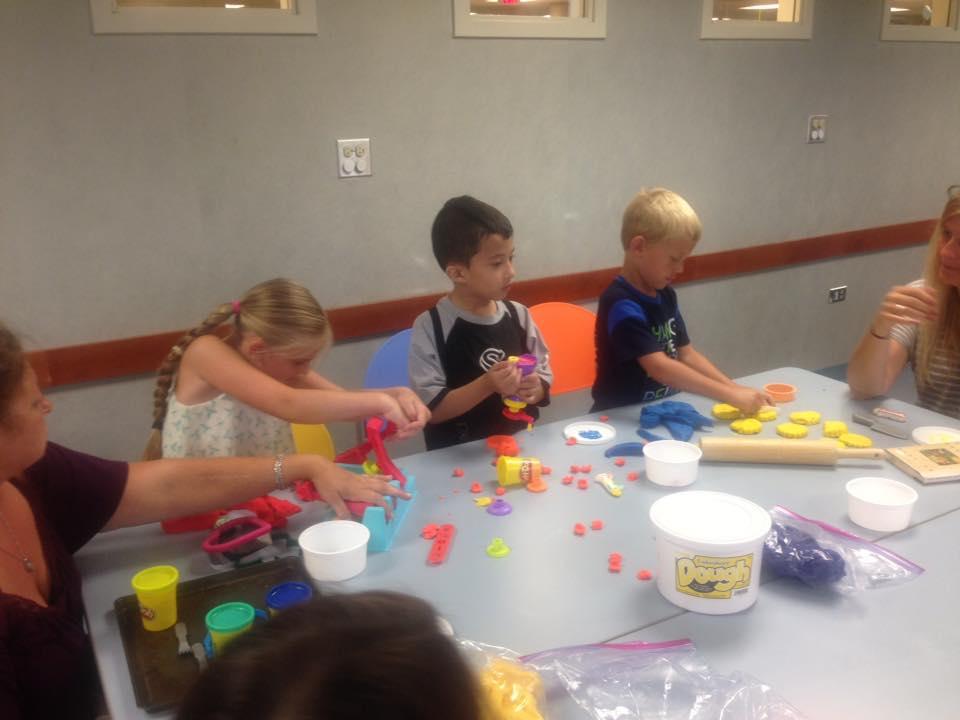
[649,491,772,614]
[298,520,370,583]
[643,440,702,487]
[846,476,918,532]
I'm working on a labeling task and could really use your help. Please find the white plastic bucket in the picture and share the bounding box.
[846,476,918,532]
[649,491,772,614]
[298,520,370,583]
[643,440,702,487]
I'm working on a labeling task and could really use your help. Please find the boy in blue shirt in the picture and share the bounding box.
[592,188,769,413]
[409,196,553,450]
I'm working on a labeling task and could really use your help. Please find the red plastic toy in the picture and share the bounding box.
[590,519,604,531]
[636,569,653,581]
[470,482,483,493]
[577,479,589,490]
[452,468,465,478]
[296,417,407,518]
[614,458,625,467]
[562,475,574,485]
[566,437,578,446]
[573,523,587,536]
[427,524,455,565]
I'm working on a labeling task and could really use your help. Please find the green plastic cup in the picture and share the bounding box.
[205,602,256,654]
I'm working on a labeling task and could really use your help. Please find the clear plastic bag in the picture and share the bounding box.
[763,505,924,593]
[519,639,808,720]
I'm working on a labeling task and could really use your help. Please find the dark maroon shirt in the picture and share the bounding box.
[0,443,127,720]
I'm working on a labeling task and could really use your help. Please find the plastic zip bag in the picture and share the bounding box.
[763,505,924,592]
[519,639,807,720]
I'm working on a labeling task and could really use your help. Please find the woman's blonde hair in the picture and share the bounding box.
[143,278,331,459]
[916,193,960,388]
[621,188,702,249]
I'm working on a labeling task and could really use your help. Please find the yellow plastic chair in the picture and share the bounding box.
[291,423,336,460]
[529,302,597,395]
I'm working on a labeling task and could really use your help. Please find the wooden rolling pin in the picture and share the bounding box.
[700,437,886,466]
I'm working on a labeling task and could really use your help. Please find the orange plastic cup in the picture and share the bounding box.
[764,383,797,403]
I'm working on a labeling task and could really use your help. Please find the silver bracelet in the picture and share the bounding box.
[273,454,287,490]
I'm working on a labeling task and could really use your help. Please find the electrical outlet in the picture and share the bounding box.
[828,285,847,303]
[337,138,371,178]
[807,115,827,143]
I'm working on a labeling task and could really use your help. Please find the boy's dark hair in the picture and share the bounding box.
[431,195,513,270]
[177,591,482,720]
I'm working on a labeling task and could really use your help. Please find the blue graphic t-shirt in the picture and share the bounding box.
[591,276,690,412]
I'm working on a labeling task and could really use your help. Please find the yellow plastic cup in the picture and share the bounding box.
[130,565,179,632]
[206,602,256,654]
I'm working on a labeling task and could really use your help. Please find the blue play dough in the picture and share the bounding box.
[579,429,602,439]
[763,522,846,586]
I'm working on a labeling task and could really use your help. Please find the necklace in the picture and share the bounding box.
[0,508,34,574]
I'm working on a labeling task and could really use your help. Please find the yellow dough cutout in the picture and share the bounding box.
[712,403,741,420]
[789,410,821,426]
[838,432,873,448]
[777,422,809,439]
[730,418,763,435]
[823,421,848,438]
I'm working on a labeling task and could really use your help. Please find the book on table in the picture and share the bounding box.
[886,442,960,484]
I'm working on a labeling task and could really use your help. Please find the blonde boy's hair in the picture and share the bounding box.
[916,193,960,388]
[620,188,702,249]
[143,278,331,459]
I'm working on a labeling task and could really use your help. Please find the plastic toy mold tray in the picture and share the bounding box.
[114,557,312,713]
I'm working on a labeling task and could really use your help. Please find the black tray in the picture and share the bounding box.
[114,557,313,713]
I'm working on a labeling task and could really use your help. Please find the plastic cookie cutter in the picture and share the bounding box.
[297,416,416,553]
[501,354,538,430]
[594,473,623,497]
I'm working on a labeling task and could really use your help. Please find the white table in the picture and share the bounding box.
[76,368,960,717]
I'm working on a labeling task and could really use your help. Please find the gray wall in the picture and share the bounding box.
[2,1,954,459]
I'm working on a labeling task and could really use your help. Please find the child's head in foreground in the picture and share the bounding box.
[176,591,482,720]
[432,195,516,302]
[621,188,702,295]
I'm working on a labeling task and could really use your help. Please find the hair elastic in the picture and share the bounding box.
[231,300,242,315]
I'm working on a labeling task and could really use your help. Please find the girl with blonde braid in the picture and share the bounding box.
[144,278,428,460]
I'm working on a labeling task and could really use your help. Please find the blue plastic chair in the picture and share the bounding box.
[363,329,413,389]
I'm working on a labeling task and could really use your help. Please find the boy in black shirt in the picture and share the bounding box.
[592,188,769,413]
[409,196,553,450]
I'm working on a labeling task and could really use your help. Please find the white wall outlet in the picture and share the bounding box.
[828,285,847,303]
[337,138,371,178]
[807,115,827,144]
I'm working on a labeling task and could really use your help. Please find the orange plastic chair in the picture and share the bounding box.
[529,302,597,395]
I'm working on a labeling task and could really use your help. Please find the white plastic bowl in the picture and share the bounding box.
[845,476,918,532]
[298,520,370,583]
[643,440,702,487]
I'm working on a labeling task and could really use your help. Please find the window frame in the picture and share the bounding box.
[452,0,607,39]
[700,0,815,40]
[89,0,318,35]
[881,0,960,42]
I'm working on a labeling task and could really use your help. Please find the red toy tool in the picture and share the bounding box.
[427,524,456,565]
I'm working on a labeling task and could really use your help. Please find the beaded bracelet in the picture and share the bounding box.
[273,454,287,490]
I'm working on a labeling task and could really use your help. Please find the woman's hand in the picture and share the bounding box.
[307,457,410,519]
[872,285,938,336]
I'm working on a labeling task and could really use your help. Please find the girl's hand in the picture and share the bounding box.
[376,392,427,441]
[307,458,410,519]
[382,387,430,439]
[873,285,938,336]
